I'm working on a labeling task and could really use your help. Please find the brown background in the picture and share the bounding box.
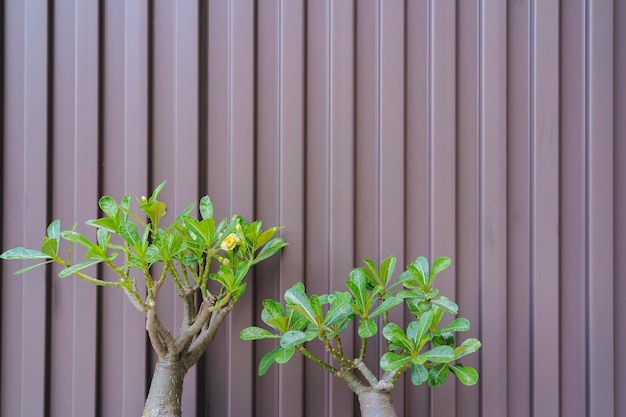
[1,1,624,416]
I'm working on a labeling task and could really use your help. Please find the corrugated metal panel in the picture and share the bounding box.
[1,1,624,416]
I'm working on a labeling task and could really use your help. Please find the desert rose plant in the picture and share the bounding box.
[0,181,287,417]
[241,255,481,417]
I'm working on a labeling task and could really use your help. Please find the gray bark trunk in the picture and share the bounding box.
[142,359,187,417]
[357,389,398,417]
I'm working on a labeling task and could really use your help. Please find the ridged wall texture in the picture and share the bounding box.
[1,1,624,416]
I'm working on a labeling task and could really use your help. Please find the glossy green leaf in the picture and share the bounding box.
[120,194,132,221]
[410,257,430,288]
[428,363,450,386]
[99,196,118,218]
[450,364,479,386]
[440,318,470,333]
[454,338,482,360]
[13,260,55,275]
[407,310,434,345]
[41,237,58,258]
[253,237,288,264]
[117,222,141,248]
[380,352,412,372]
[47,219,61,242]
[310,295,323,322]
[86,217,119,232]
[86,244,108,260]
[258,347,280,376]
[425,345,455,363]
[240,326,280,341]
[255,227,281,249]
[411,363,429,386]
[284,283,318,325]
[369,296,403,319]
[358,319,377,338]
[280,330,308,348]
[274,346,295,364]
[347,269,369,313]
[61,231,93,249]
[324,292,353,326]
[382,323,414,352]
[0,247,51,260]
[149,181,167,201]
[199,196,213,220]
[431,296,458,314]
[430,257,451,284]
[379,255,397,287]
[58,259,102,278]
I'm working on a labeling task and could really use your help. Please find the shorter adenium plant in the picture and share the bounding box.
[241,255,481,417]
[1,181,287,417]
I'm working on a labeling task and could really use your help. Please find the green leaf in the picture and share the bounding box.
[369,296,403,319]
[382,323,414,352]
[284,283,318,326]
[411,363,429,386]
[346,269,369,314]
[86,244,108,260]
[428,363,450,386]
[430,257,451,284]
[358,319,377,338]
[450,364,479,386]
[410,257,430,288]
[58,259,102,278]
[407,310,434,345]
[61,231,93,249]
[0,247,51,260]
[120,194,132,221]
[380,352,412,372]
[148,202,167,226]
[255,227,281,249]
[47,220,61,247]
[254,237,288,264]
[324,292,353,326]
[13,260,56,274]
[86,217,119,232]
[150,181,167,201]
[431,296,458,314]
[199,196,213,220]
[440,318,470,333]
[41,237,58,258]
[425,345,455,363]
[258,347,280,376]
[117,222,141,248]
[379,255,396,287]
[454,338,482,360]
[280,330,308,348]
[310,295,323,322]
[99,196,118,218]
[274,346,295,364]
[240,326,281,341]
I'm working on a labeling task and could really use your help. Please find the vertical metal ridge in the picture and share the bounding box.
[528,0,535,414]
[582,2,590,413]
[0,0,5,405]
[376,0,381,264]
[197,0,208,197]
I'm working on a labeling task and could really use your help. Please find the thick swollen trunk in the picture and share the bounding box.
[357,389,398,417]
[142,359,187,417]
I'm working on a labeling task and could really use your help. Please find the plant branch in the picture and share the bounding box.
[174,294,231,355]
[183,304,232,369]
[354,359,379,388]
[296,345,338,375]
[146,307,173,359]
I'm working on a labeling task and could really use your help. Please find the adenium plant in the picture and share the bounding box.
[241,255,481,417]
[0,182,287,417]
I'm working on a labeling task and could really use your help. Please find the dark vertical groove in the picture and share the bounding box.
[351,1,357,411]
[44,0,55,415]
[453,1,460,412]
[196,0,208,414]
[477,0,484,415]
[146,0,155,399]
[95,0,105,414]
[251,0,259,414]
[0,0,5,404]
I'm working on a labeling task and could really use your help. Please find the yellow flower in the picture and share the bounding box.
[220,233,240,251]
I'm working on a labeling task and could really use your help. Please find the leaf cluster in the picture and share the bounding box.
[241,255,481,389]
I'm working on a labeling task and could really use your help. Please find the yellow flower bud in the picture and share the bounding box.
[220,233,239,251]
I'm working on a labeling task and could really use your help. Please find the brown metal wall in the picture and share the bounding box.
[1,1,624,416]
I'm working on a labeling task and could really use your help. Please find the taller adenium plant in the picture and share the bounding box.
[0,182,287,417]
[241,255,481,417]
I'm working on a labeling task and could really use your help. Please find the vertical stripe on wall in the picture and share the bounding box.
[1,1,625,416]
